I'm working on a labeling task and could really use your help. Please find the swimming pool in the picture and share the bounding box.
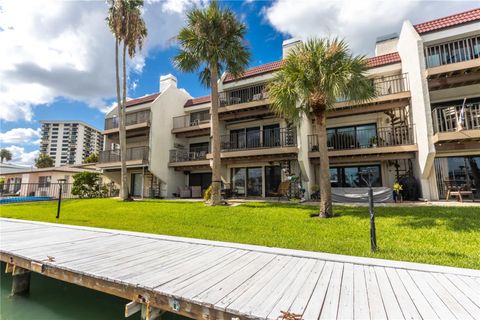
[0,196,53,204]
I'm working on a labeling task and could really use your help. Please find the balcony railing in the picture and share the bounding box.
[104,110,151,130]
[308,125,415,152]
[221,128,297,152]
[432,103,480,133]
[99,146,149,163]
[336,73,409,103]
[169,148,209,163]
[425,35,480,68]
[219,84,267,107]
[173,112,210,129]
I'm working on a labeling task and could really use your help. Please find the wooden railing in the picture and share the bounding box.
[169,147,209,163]
[104,110,151,130]
[425,35,480,68]
[173,112,210,129]
[308,125,415,152]
[220,128,296,151]
[432,103,480,133]
[219,84,267,107]
[99,146,149,163]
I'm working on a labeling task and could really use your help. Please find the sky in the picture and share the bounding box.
[0,0,478,166]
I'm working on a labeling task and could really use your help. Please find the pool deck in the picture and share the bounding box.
[1,218,479,319]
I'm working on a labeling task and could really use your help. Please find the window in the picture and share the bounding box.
[327,124,377,150]
[38,176,51,188]
[329,165,381,187]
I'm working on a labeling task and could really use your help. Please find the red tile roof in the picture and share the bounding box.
[184,95,211,107]
[126,93,160,108]
[367,52,401,68]
[223,60,284,83]
[223,53,401,83]
[414,8,480,34]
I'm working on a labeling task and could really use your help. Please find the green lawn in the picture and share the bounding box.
[1,199,479,269]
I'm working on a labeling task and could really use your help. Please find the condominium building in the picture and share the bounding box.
[40,121,103,167]
[99,8,480,201]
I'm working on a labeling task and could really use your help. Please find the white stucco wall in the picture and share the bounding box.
[149,84,191,198]
[398,20,436,200]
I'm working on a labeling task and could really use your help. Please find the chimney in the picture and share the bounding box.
[282,38,302,58]
[159,74,177,92]
[375,33,399,56]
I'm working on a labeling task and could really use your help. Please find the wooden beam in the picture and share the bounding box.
[426,58,480,78]
[125,301,142,318]
[328,100,410,118]
[141,304,164,320]
[428,71,480,90]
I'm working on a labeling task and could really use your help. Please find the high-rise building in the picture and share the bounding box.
[39,121,103,167]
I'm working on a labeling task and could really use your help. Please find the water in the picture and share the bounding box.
[0,263,184,320]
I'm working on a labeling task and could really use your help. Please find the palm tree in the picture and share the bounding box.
[35,154,54,168]
[0,149,12,163]
[268,39,375,217]
[107,0,147,200]
[174,1,250,205]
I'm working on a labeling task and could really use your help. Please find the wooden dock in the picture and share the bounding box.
[1,218,479,320]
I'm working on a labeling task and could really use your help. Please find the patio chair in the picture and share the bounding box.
[179,186,191,198]
[270,181,290,201]
[444,179,474,202]
[191,186,202,198]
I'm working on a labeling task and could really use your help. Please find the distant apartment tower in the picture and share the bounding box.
[39,121,103,166]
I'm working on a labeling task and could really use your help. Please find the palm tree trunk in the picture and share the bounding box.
[113,38,126,199]
[210,64,222,205]
[119,41,128,200]
[316,111,333,217]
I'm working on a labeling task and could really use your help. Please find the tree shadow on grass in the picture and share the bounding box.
[339,205,480,232]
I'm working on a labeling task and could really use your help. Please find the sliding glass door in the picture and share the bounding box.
[265,166,282,196]
[232,167,263,197]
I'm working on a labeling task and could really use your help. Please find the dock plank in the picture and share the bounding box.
[1,218,479,320]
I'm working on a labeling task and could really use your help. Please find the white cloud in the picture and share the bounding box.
[0,0,202,122]
[0,128,41,145]
[263,0,479,55]
[5,145,39,166]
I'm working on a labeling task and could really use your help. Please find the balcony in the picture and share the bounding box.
[432,103,480,143]
[104,110,151,133]
[218,128,297,158]
[97,146,149,168]
[308,125,416,158]
[172,112,210,135]
[425,35,480,77]
[218,84,271,116]
[169,148,210,168]
[332,74,410,112]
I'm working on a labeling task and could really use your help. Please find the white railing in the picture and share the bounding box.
[425,35,480,68]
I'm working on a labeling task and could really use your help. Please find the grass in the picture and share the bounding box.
[1,199,479,269]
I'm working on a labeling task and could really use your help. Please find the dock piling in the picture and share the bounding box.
[11,265,31,295]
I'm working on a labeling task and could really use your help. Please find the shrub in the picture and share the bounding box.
[203,185,212,202]
[72,172,105,199]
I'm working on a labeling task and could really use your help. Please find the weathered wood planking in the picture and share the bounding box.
[1,218,479,320]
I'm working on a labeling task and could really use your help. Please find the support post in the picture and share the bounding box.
[368,186,377,252]
[141,304,164,320]
[11,266,31,295]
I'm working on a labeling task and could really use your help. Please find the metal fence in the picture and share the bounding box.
[99,146,149,163]
[221,128,297,151]
[432,103,480,133]
[372,73,409,96]
[219,84,267,107]
[172,111,210,129]
[424,35,480,68]
[104,110,151,130]
[308,125,415,152]
[0,182,119,202]
[169,149,209,162]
